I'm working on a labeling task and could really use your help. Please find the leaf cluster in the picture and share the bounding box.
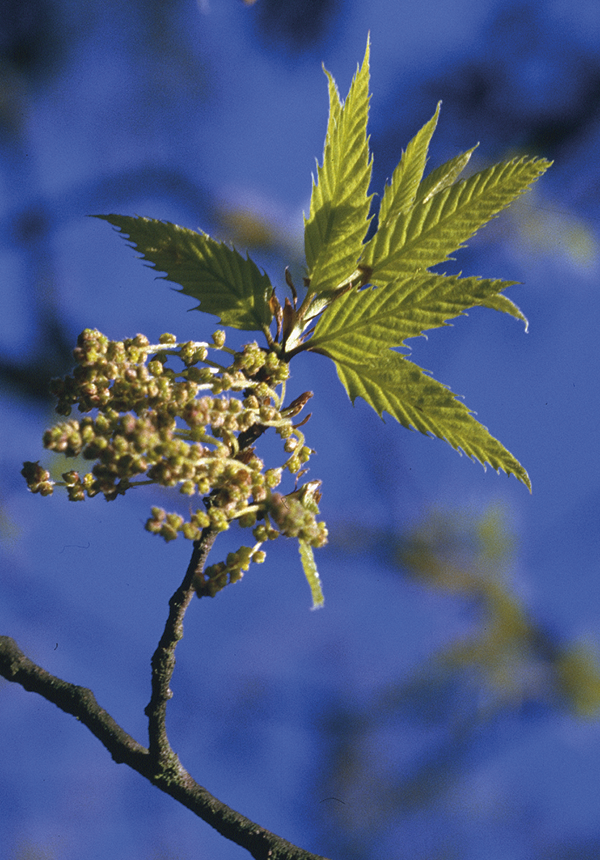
[13,38,556,860]
[26,40,551,606]
[96,39,550,490]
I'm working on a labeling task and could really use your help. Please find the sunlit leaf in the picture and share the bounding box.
[377,102,440,227]
[319,349,531,490]
[95,215,274,332]
[364,157,552,282]
[310,272,527,360]
[414,145,477,205]
[303,38,373,295]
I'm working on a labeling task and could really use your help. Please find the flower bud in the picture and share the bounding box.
[265,468,282,488]
[192,510,211,529]
[238,511,257,528]
[159,524,179,542]
[185,366,205,383]
[182,522,201,540]
[286,456,301,473]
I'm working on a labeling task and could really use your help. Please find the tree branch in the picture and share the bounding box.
[145,526,219,766]
[0,532,332,860]
[0,634,149,767]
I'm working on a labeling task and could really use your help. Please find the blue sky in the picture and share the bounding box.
[1,2,600,859]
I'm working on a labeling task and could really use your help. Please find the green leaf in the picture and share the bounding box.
[364,156,552,282]
[95,215,274,332]
[413,145,478,206]
[298,539,324,609]
[309,270,530,486]
[324,349,531,490]
[303,38,373,295]
[377,103,441,227]
[310,272,527,360]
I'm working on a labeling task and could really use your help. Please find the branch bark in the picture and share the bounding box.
[145,526,219,765]
[0,527,331,860]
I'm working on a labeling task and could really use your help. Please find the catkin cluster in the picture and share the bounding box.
[22,328,327,595]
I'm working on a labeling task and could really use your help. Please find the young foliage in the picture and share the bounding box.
[94,215,274,333]
[28,39,551,618]
[13,38,553,860]
[94,40,549,495]
[303,37,373,297]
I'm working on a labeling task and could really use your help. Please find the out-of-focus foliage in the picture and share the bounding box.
[315,505,600,858]
[398,506,600,714]
[509,191,598,268]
